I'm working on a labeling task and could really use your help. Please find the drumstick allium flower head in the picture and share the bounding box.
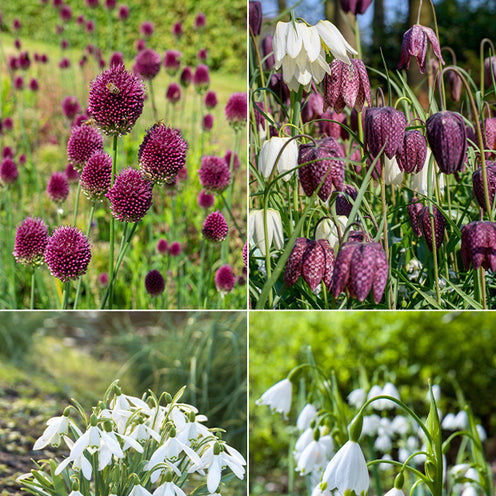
[202,211,229,243]
[67,124,104,170]
[198,156,231,193]
[47,172,70,203]
[80,151,112,201]
[134,48,161,80]
[13,217,49,267]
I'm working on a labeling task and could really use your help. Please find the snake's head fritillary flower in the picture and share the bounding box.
[169,241,182,256]
[315,217,347,252]
[198,156,231,193]
[205,90,217,109]
[298,137,345,201]
[106,168,153,222]
[215,265,236,293]
[138,123,188,185]
[336,185,358,217]
[268,72,290,104]
[249,1,262,36]
[340,0,373,15]
[118,5,130,20]
[67,124,104,170]
[134,48,161,80]
[426,111,466,174]
[202,211,229,243]
[140,21,154,38]
[145,270,165,296]
[0,158,19,185]
[198,189,215,209]
[383,156,404,186]
[88,64,145,136]
[166,83,181,104]
[398,24,445,74]
[407,197,424,237]
[256,378,293,417]
[419,205,446,252]
[180,66,192,88]
[410,149,445,196]
[472,161,496,212]
[446,71,462,102]
[301,92,324,124]
[163,50,181,76]
[13,217,49,267]
[156,238,169,254]
[484,56,496,87]
[259,136,298,180]
[461,221,496,272]
[47,172,69,203]
[80,151,112,201]
[225,92,247,130]
[396,130,427,174]
[261,36,275,70]
[323,58,371,114]
[45,226,92,282]
[61,96,81,121]
[483,118,496,159]
[193,64,210,93]
[249,209,284,255]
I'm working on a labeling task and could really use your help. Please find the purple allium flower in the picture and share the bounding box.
[298,137,345,202]
[249,1,262,36]
[364,106,407,160]
[202,113,214,131]
[224,150,240,171]
[45,226,92,282]
[323,59,371,114]
[77,14,85,25]
[163,50,181,75]
[73,112,89,127]
[225,92,247,128]
[195,12,206,29]
[65,162,80,183]
[106,167,153,222]
[9,56,19,72]
[61,96,81,120]
[396,130,427,173]
[243,242,248,268]
[138,123,188,184]
[109,51,124,67]
[419,205,446,252]
[169,241,181,256]
[14,39,22,50]
[177,166,188,182]
[105,0,116,9]
[40,53,48,64]
[17,51,30,70]
[336,184,358,216]
[197,48,208,61]
[86,20,95,33]
[261,36,275,70]
[2,146,14,159]
[202,211,228,243]
[86,0,99,6]
[472,161,496,212]
[53,0,63,7]
[145,269,165,296]
[98,272,109,286]
[172,22,183,38]
[18,153,27,166]
[484,56,496,87]
[13,217,49,266]
[98,58,106,69]
[29,78,39,91]
[118,4,129,20]
[215,265,235,293]
[193,64,210,93]
[198,189,215,209]
[0,158,18,185]
[47,171,69,203]
[166,82,181,104]
[59,5,72,21]
[156,238,169,254]
[407,197,423,237]
[55,24,64,35]
[88,64,145,135]
[180,66,192,88]
[204,90,218,109]
[135,39,146,52]
[13,18,21,30]
[284,238,335,291]
[426,111,467,174]
[198,156,231,193]
[339,0,373,15]
[134,48,161,80]
[80,151,112,201]
[67,124,104,170]
[3,117,13,131]
[14,76,24,90]
[461,221,496,272]
[140,21,154,37]
[59,57,70,69]
[398,24,445,74]
[87,44,95,55]
[331,240,388,303]
[446,70,462,102]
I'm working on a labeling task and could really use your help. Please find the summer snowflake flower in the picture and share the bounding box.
[256,378,293,417]
[296,433,334,474]
[347,388,367,408]
[296,404,318,431]
[384,488,405,496]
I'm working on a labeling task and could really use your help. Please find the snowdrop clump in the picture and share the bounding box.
[19,381,246,496]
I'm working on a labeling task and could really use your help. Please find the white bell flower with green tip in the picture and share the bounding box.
[256,378,293,417]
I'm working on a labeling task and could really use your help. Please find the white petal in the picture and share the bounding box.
[286,23,303,59]
[207,457,222,493]
[303,25,322,62]
[274,22,290,63]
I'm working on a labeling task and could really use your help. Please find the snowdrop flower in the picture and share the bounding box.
[315,20,357,63]
[315,216,347,252]
[430,384,441,402]
[256,378,293,417]
[322,441,369,496]
[347,388,367,408]
[249,209,284,256]
[476,424,487,442]
[461,486,478,496]
[153,481,186,496]
[391,415,410,436]
[381,382,400,408]
[296,433,334,474]
[410,149,445,196]
[297,404,318,431]
[129,485,153,496]
[362,415,380,436]
[384,488,404,496]
[33,413,74,449]
[258,137,298,180]
[69,492,84,496]
[383,156,404,186]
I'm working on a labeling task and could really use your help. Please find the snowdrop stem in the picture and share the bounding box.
[480,38,495,98]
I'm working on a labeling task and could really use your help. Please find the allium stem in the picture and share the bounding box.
[62,280,71,310]
[6,189,17,307]
[220,192,245,241]
[198,240,206,307]
[200,96,205,158]
[73,181,82,227]
[108,134,118,309]
[149,79,158,121]
[30,268,36,310]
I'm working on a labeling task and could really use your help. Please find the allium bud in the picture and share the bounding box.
[145,270,165,296]
[67,124,104,170]
[419,205,446,252]
[426,111,467,174]
[484,56,496,88]
[446,71,462,102]
[407,197,424,237]
[45,226,92,282]
[65,163,80,183]
[203,114,214,131]
[59,57,70,69]
[88,64,145,136]
[461,221,496,272]
[323,58,371,114]
[118,5,129,20]
[61,96,81,120]
[198,156,231,193]
[109,51,124,67]
[14,76,24,90]
[0,158,19,185]
[215,265,236,293]
[225,92,247,129]
[172,22,183,38]
[197,48,208,61]
[336,185,358,216]
[298,137,345,201]
[59,4,72,21]
[134,48,161,80]
[156,239,169,254]
[396,130,427,173]
[249,1,262,36]
[364,107,406,160]
[80,151,112,201]
[472,161,496,212]
[98,272,109,287]
[140,21,154,38]
[180,66,192,88]
[138,123,188,184]
[339,0,373,15]
[18,52,30,70]
[224,150,240,170]
[2,146,14,159]
[169,241,181,256]
[202,211,229,243]
[13,217,49,266]
[331,241,388,303]
[135,39,146,51]
[166,83,181,104]
[163,50,181,75]
[106,168,153,222]
[47,171,69,203]
[398,24,445,74]
[195,13,206,30]
[205,90,218,109]
[198,189,215,209]
[193,64,210,93]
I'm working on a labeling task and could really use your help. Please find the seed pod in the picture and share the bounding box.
[407,197,424,237]
[419,205,446,252]
[472,161,496,212]
[396,130,427,174]
[426,111,467,174]
[460,221,496,271]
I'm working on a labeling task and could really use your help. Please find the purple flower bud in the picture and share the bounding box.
[205,90,218,109]
[301,92,324,124]
[461,221,496,272]
[65,162,80,183]
[193,64,210,93]
[86,0,99,7]
[145,270,165,296]
[67,124,104,170]
[197,48,208,61]
[215,265,235,293]
[198,189,215,209]
[59,57,70,69]
[86,20,95,33]
[0,158,18,185]
[446,71,462,102]
[364,107,407,160]
[419,205,446,252]
[105,0,116,10]
[180,66,192,88]
[198,156,231,193]
[80,151,112,201]
[261,36,275,70]
[13,18,21,31]
[134,48,161,80]
[426,111,467,174]
[163,50,181,75]
[225,92,247,129]
[268,73,290,104]
[336,185,358,216]
[47,171,69,203]
[224,150,240,170]
[156,238,169,254]
[249,1,262,36]
[298,137,345,202]
[61,96,81,120]
[118,5,129,20]
[169,241,181,256]
[398,24,445,74]
[484,56,496,88]
[29,78,39,91]
[109,51,124,67]
[140,21,154,38]
[14,76,24,90]
[166,83,181,104]
[59,4,72,21]
[17,52,30,70]
[3,146,14,159]
[135,39,146,52]
[172,22,183,38]
[13,217,49,266]
[202,113,214,131]
[319,110,349,140]
[339,0,373,15]
[407,197,423,237]
[195,12,206,30]
[472,161,496,212]
[396,130,427,173]
[202,211,228,243]
[483,118,496,156]
[323,59,371,114]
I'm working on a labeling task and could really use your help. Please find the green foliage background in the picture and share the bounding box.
[0,0,246,73]
[250,311,496,476]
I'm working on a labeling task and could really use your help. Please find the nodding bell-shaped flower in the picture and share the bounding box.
[258,136,298,180]
[461,221,496,272]
[484,56,496,87]
[398,24,445,74]
[446,71,462,102]
[296,404,318,431]
[384,488,405,496]
[347,388,366,408]
[472,161,496,212]
[256,378,293,417]
[298,137,345,202]
[249,208,284,256]
[364,107,407,160]
[407,197,424,237]
[336,185,358,217]
[315,216,348,252]
[396,130,427,174]
[419,205,446,253]
[483,118,496,157]
[315,20,358,64]
[283,237,335,291]
[296,430,335,475]
[339,0,373,15]
[410,149,445,196]
[426,111,467,174]
[331,240,388,303]
[383,156,404,186]
[323,58,371,114]
[249,1,262,37]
